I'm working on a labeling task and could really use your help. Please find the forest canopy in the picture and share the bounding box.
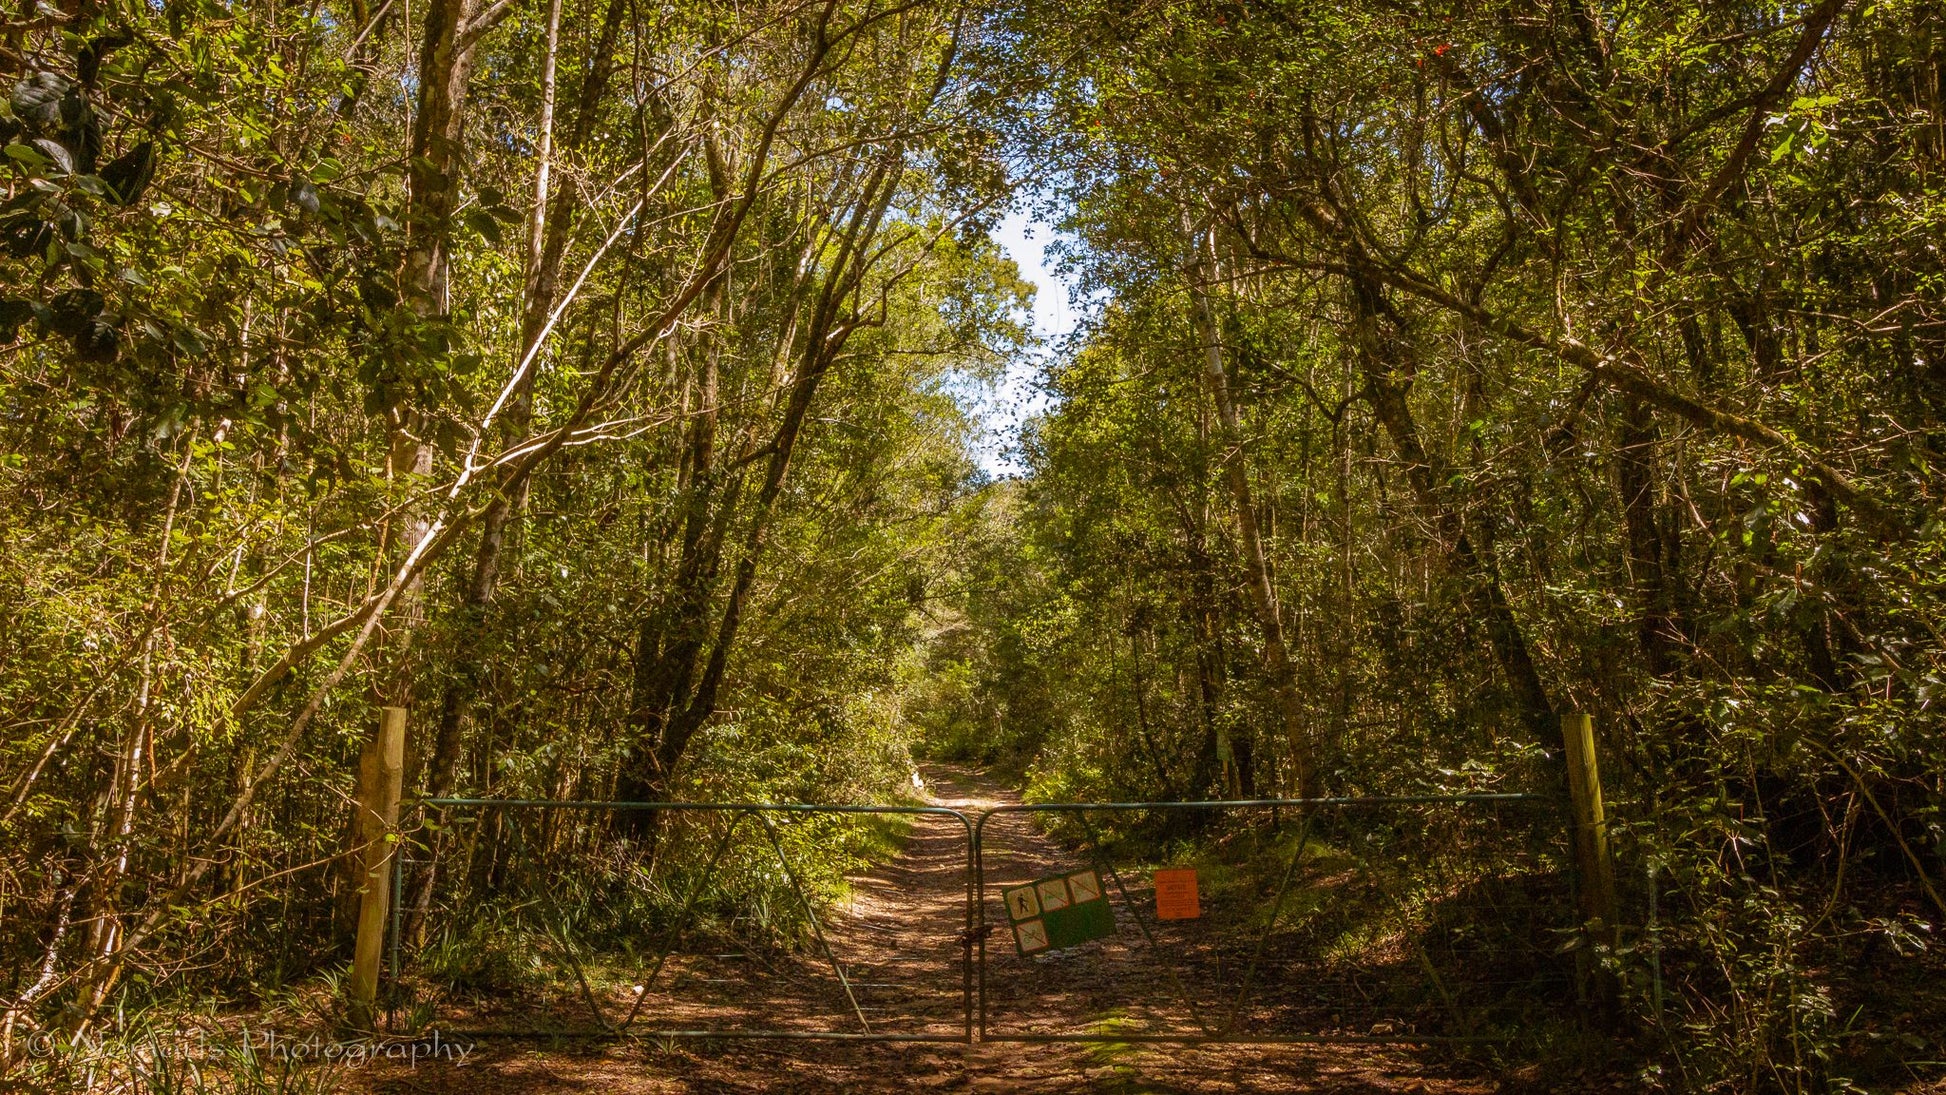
[3,0,1943,1090]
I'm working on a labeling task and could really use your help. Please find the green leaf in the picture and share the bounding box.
[10,72,73,130]
[5,141,50,169]
[462,207,502,244]
[30,138,72,174]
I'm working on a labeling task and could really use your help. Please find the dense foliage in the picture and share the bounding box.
[0,0,1024,1059]
[4,0,1945,1090]
[917,1,1946,1088]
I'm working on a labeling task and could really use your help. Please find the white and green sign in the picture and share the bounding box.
[1002,868,1114,955]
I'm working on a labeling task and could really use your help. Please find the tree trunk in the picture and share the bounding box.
[622,160,901,803]
[1345,267,1557,747]
[357,0,490,939]
[406,0,599,943]
[1618,396,1687,675]
[1189,227,1318,799]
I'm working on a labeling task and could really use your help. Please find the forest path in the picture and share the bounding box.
[358,767,1505,1094]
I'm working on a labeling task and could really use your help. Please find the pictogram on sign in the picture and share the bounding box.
[1037,877,1071,911]
[1015,918,1050,953]
[1006,886,1040,922]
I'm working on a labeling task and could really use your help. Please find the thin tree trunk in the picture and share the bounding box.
[379,0,488,709]
[351,0,512,938]
[407,0,578,943]
[1189,226,1318,798]
[1618,396,1686,675]
[426,0,567,801]
[627,159,902,798]
[1344,267,1556,746]
[422,0,632,801]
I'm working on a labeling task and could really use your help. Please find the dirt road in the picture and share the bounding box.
[357,768,1512,1093]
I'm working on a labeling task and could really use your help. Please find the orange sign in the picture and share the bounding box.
[1154,868,1200,920]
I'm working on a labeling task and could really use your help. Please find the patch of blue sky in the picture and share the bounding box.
[962,204,1081,478]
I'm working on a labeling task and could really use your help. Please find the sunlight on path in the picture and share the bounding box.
[914,763,1013,813]
[356,767,1501,1094]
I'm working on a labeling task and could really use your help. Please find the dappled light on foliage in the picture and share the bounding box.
[4,0,1946,1091]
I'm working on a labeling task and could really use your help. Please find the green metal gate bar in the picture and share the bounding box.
[400,799,977,1043]
[394,792,1565,1046]
[972,793,1560,1045]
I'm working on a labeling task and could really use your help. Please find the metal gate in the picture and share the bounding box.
[394,799,976,1042]
[390,793,1569,1045]
[972,794,1568,1044]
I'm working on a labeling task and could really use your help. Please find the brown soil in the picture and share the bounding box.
[351,768,1535,1094]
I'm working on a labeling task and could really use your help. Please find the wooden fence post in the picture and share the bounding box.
[348,706,406,1030]
[1561,711,1618,947]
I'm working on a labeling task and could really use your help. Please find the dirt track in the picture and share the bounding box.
[355,768,1520,1094]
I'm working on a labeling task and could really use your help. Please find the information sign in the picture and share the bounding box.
[1154,868,1201,920]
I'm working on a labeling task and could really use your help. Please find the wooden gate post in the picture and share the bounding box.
[1562,712,1618,947]
[348,706,406,1030]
